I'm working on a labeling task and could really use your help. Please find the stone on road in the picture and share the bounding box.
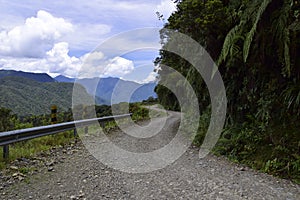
[1,108,299,199]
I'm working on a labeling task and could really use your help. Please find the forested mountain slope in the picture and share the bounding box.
[0,76,90,116]
[155,0,300,182]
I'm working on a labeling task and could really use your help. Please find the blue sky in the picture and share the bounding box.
[0,0,177,82]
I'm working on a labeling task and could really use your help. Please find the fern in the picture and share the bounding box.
[217,21,244,66]
[276,0,292,77]
[243,0,272,62]
[282,83,300,114]
[283,28,291,76]
[217,0,272,65]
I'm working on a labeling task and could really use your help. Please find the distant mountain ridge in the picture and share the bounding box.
[54,75,75,83]
[0,70,157,115]
[0,69,55,82]
[56,75,157,105]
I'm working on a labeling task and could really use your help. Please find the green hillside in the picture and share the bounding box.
[0,76,91,116]
[155,0,300,182]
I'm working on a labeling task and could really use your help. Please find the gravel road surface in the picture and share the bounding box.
[1,109,299,199]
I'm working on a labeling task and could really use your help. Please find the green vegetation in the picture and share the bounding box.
[0,131,75,167]
[155,0,300,183]
[0,105,79,169]
[141,97,158,105]
[0,76,90,116]
[0,69,55,82]
[0,102,151,170]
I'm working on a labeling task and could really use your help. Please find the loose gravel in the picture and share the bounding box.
[0,109,299,200]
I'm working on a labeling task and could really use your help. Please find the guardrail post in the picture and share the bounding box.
[0,114,131,157]
[3,145,9,159]
[74,129,78,137]
[51,105,57,124]
[100,122,105,129]
[84,126,88,134]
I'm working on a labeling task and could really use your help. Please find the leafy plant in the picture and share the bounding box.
[155,0,300,183]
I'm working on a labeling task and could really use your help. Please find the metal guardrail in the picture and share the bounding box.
[0,113,132,159]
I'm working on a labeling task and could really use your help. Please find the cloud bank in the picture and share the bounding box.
[0,0,177,82]
[0,10,73,58]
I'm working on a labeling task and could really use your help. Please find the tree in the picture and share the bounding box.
[0,107,14,132]
[155,0,300,181]
[155,0,230,111]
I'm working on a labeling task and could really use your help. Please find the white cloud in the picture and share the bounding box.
[0,10,73,58]
[156,0,177,20]
[78,50,138,79]
[104,56,134,77]
[0,0,178,53]
[0,1,178,82]
[0,13,24,31]
[65,23,111,51]
[46,42,81,77]
[0,42,81,77]
[92,28,161,59]
[0,44,136,79]
[78,51,106,78]
[0,56,46,73]
[141,71,157,83]
[81,51,105,64]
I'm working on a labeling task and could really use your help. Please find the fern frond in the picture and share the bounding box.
[282,83,300,114]
[277,0,292,77]
[229,35,244,60]
[217,21,244,66]
[243,0,272,62]
[283,28,291,77]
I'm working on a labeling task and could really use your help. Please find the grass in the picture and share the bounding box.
[192,108,300,184]
[0,120,129,170]
[0,103,155,171]
[0,131,75,170]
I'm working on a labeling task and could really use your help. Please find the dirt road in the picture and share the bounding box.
[1,109,299,199]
